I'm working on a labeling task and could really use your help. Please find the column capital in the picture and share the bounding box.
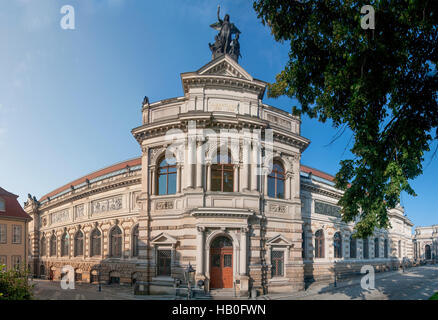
[197,226,206,233]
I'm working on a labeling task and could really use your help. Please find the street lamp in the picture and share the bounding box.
[184,262,195,300]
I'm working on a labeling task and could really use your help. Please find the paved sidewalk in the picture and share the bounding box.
[257,265,438,300]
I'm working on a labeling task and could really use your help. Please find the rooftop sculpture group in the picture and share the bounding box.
[209,6,241,62]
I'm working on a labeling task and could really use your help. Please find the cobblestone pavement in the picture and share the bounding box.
[258,265,438,300]
[31,265,438,300]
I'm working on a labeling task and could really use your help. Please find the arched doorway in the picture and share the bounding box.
[40,265,45,279]
[425,245,432,260]
[90,270,99,283]
[210,236,233,289]
[109,271,120,284]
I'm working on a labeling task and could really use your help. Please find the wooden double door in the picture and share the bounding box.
[210,237,233,289]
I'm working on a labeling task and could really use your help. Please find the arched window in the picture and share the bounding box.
[211,151,234,192]
[374,238,380,258]
[425,245,432,260]
[61,232,69,257]
[110,226,122,258]
[40,236,46,257]
[50,234,57,257]
[363,238,369,259]
[157,156,177,195]
[132,225,139,257]
[74,231,84,257]
[384,239,389,258]
[350,235,357,259]
[268,161,285,199]
[334,232,342,258]
[90,229,102,257]
[0,198,5,211]
[315,230,324,258]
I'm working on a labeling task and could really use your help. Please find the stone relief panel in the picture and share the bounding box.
[314,200,341,218]
[92,196,123,215]
[74,204,86,220]
[265,113,292,130]
[50,209,70,225]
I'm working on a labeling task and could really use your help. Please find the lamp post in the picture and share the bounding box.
[184,262,195,300]
[98,265,102,292]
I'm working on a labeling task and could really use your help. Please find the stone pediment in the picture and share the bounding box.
[266,234,293,247]
[151,232,178,245]
[197,54,253,80]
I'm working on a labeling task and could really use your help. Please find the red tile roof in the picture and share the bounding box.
[39,158,142,202]
[300,165,335,182]
[0,187,32,221]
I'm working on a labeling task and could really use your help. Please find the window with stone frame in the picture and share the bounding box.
[363,238,369,259]
[12,225,22,244]
[157,249,171,276]
[40,236,46,257]
[268,161,285,199]
[12,255,21,270]
[0,224,6,244]
[374,238,380,258]
[91,229,102,257]
[211,150,234,192]
[74,231,84,257]
[132,225,139,257]
[110,226,122,258]
[350,235,357,259]
[0,256,6,268]
[157,156,177,195]
[315,229,324,258]
[50,234,57,256]
[271,250,284,277]
[334,232,342,258]
[61,232,69,257]
[384,239,389,258]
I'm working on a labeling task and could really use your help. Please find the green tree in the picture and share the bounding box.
[0,265,34,300]
[254,0,437,237]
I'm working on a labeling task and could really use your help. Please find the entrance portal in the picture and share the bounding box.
[210,236,233,289]
[425,245,432,260]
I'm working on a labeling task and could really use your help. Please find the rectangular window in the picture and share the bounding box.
[0,224,6,244]
[0,256,6,268]
[12,255,21,269]
[12,225,22,244]
[271,250,284,277]
[0,199,5,211]
[157,250,171,276]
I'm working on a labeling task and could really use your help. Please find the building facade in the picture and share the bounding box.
[0,187,32,271]
[413,225,438,262]
[24,53,416,296]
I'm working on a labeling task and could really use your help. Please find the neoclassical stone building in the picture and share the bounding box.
[413,225,438,261]
[24,43,415,296]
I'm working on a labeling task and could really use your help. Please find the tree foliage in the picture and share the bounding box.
[254,0,437,237]
[0,265,34,300]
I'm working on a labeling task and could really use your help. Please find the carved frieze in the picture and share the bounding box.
[92,196,122,215]
[75,204,85,219]
[50,209,70,225]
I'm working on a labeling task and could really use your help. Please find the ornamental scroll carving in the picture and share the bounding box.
[156,200,174,210]
[269,204,287,214]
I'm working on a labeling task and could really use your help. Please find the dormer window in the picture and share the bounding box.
[0,198,5,212]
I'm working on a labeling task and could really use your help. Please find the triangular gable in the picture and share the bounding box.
[197,54,253,81]
[151,232,178,245]
[266,234,293,246]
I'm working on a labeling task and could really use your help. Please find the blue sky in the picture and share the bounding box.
[0,0,436,229]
